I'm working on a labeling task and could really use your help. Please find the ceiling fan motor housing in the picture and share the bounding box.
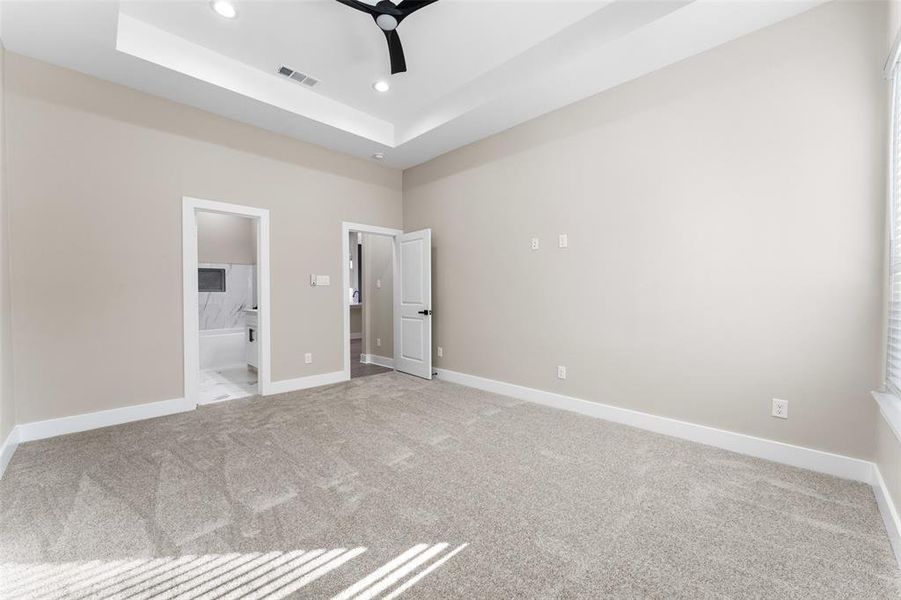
[376,14,398,31]
[335,0,441,74]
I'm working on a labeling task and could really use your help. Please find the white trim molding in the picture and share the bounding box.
[0,368,347,479]
[435,368,901,567]
[267,371,347,396]
[872,394,901,568]
[16,397,194,445]
[361,354,395,369]
[873,391,901,444]
[873,464,901,569]
[886,27,901,79]
[0,427,20,479]
[436,368,874,483]
[435,368,901,566]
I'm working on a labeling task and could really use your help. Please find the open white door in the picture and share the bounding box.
[394,229,432,379]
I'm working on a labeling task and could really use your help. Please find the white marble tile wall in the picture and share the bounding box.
[199,263,255,330]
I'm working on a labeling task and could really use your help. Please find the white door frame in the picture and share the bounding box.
[341,222,403,380]
[183,197,272,406]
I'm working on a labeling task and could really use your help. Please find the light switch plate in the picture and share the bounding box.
[559,234,568,248]
[437,346,443,358]
[305,353,313,364]
[376,278,382,289]
[530,237,539,250]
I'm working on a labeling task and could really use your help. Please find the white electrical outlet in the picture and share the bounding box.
[376,278,382,289]
[557,365,567,380]
[305,353,313,364]
[376,338,381,347]
[559,234,568,248]
[530,237,540,250]
[437,346,443,358]
[772,398,788,419]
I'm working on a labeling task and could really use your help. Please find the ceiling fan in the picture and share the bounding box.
[334,0,440,74]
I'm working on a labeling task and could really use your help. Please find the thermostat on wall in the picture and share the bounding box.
[310,274,331,287]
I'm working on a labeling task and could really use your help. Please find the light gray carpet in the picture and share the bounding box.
[0,372,898,598]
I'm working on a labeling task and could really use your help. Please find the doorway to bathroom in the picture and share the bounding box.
[183,197,271,406]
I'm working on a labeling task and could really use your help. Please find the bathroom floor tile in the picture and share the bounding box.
[198,366,258,404]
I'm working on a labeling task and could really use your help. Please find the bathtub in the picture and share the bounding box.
[199,328,246,370]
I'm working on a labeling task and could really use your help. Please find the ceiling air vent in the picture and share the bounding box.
[278,65,319,88]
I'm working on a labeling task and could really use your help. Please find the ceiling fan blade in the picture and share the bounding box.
[383,29,407,74]
[396,0,440,15]
[374,0,404,16]
[334,0,378,16]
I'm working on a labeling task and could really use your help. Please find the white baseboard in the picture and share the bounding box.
[873,464,901,569]
[0,370,349,479]
[266,370,347,395]
[16,397,195,444]
[435,368,874,483]
[435,367,901,565]
[0,427,20,479]
[0,363,896,569]
[361,354,395,369]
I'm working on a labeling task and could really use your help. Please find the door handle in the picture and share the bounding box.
[417,309,432,316]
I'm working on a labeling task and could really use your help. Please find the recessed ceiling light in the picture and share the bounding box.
[211,1,237,19]
[373,80,390,93]
[372,153,385,160]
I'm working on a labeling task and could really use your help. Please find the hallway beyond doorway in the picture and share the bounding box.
[350,338,391,379]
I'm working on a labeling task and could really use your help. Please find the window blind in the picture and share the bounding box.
[888,66,901,395]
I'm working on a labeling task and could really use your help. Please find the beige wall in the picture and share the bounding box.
[197,211,255,265]
[5,52,402,424]
[0,1,895,470]
[0,42,13,443]
[404,0,887,460]
[879,0,901,518]
[362,233,394,357]
[890,0,901,47]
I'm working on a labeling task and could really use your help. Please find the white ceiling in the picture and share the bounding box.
[0,0,824,168]
[120,1,603,123]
